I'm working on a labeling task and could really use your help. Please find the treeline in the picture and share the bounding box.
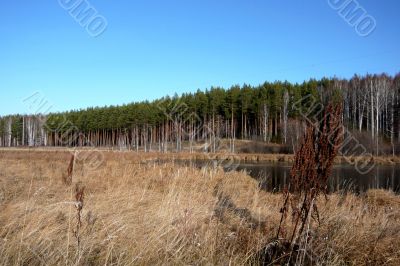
[1,73,399,155]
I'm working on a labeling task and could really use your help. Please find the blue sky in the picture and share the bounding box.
[0,0,399,115]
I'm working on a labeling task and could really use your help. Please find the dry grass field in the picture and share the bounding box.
[0,149,400,265]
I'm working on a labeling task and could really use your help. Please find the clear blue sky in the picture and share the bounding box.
[0,0,399,115]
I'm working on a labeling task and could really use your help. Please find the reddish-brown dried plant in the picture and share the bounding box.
[62,154,75,185]
[274,102,343,263]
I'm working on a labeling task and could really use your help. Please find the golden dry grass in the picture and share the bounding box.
[0,149,399,265]
[1,147,399,165]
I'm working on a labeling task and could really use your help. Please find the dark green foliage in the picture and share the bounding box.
[0,74,399,153]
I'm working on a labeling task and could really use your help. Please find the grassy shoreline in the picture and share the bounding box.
[1,148,400,165]
[0,150,399,265]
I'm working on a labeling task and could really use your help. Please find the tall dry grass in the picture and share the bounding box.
[0,150,399,265]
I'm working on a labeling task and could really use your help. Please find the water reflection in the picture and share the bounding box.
[178,160,400,193]
[233,163,400,193]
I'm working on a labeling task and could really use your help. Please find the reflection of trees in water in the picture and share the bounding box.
[184,160,400,193]
[246,164,400,193]
[329,166,399,193]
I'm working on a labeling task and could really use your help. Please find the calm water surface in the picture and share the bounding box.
[182,160,400,193]
[236,163,400,193]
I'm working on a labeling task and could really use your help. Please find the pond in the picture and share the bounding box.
[181,160,400,193]
[235,163,400,193]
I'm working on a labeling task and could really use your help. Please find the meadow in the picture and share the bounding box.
[0,149,399,265]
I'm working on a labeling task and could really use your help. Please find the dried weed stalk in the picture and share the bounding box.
[62,154,75,185]
[73,182,85,253]
[266,103,343,264]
